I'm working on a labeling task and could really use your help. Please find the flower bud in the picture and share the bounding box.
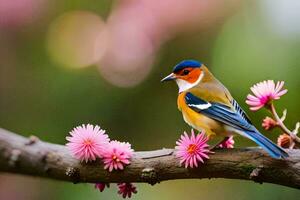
[277,133,292,148]
[262,117,277,130]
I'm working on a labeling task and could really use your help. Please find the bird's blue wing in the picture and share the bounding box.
[231,99,252,125]
[185,92,288,158]
[185,92,254,132]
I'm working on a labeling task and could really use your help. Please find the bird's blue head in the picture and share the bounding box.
[161,59,204,92]
[172,60,202,74]
[161,59,203,82]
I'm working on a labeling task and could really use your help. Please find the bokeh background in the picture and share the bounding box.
[0,0,300,199]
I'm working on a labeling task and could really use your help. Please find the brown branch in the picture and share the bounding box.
[0,128,300,189]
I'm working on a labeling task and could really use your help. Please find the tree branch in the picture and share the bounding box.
[0,128,300,189]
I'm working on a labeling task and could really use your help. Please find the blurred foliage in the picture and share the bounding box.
[0,0,299,199]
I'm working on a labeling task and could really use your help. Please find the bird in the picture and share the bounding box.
[161,59,288,158]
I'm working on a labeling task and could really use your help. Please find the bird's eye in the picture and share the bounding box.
[182,69,190,75]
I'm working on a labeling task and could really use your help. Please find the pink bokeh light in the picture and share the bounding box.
[0,0,48,29]
[98,0,241,87]
[45,0,241,87]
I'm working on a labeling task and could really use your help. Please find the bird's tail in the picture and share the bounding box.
[244,129,288,159]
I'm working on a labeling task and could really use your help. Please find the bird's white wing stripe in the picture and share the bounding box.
[188,102,211,110]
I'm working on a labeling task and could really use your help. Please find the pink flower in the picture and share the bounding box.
[94,182,110,192]
[218,136,234,148]
[102,140,134,172]
[117,183,137,198]
[246,80,287,111]
[66,124,109,162]
[175,130,210,168]
[262,116,277,130]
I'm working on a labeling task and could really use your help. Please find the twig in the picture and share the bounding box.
[269,103,300,144]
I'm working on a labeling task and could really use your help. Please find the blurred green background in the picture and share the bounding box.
[0,0,299,199]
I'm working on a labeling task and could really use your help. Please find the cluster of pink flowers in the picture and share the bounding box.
[246,80,299,149]
[66,124,137,198]
[66,124,133,170]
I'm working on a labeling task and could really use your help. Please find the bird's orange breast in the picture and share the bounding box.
[177,92,225,138]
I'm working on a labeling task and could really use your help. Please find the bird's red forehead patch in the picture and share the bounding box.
[176,68,202,83]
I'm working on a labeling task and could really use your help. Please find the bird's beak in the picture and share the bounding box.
[161,73,176,82]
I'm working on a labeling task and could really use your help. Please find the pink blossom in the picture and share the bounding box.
[246,80,287,111]
[94,182,110,192]
[117,183,137,198]
[66,124,109,162]
[102,140,134,172]
[218,136,234,148]
[262,116,277,130]
[175,130,210,168]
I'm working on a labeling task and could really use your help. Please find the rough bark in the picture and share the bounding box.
[0,128,300,189]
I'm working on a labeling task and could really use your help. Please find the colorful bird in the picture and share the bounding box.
[161,60,288,158]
